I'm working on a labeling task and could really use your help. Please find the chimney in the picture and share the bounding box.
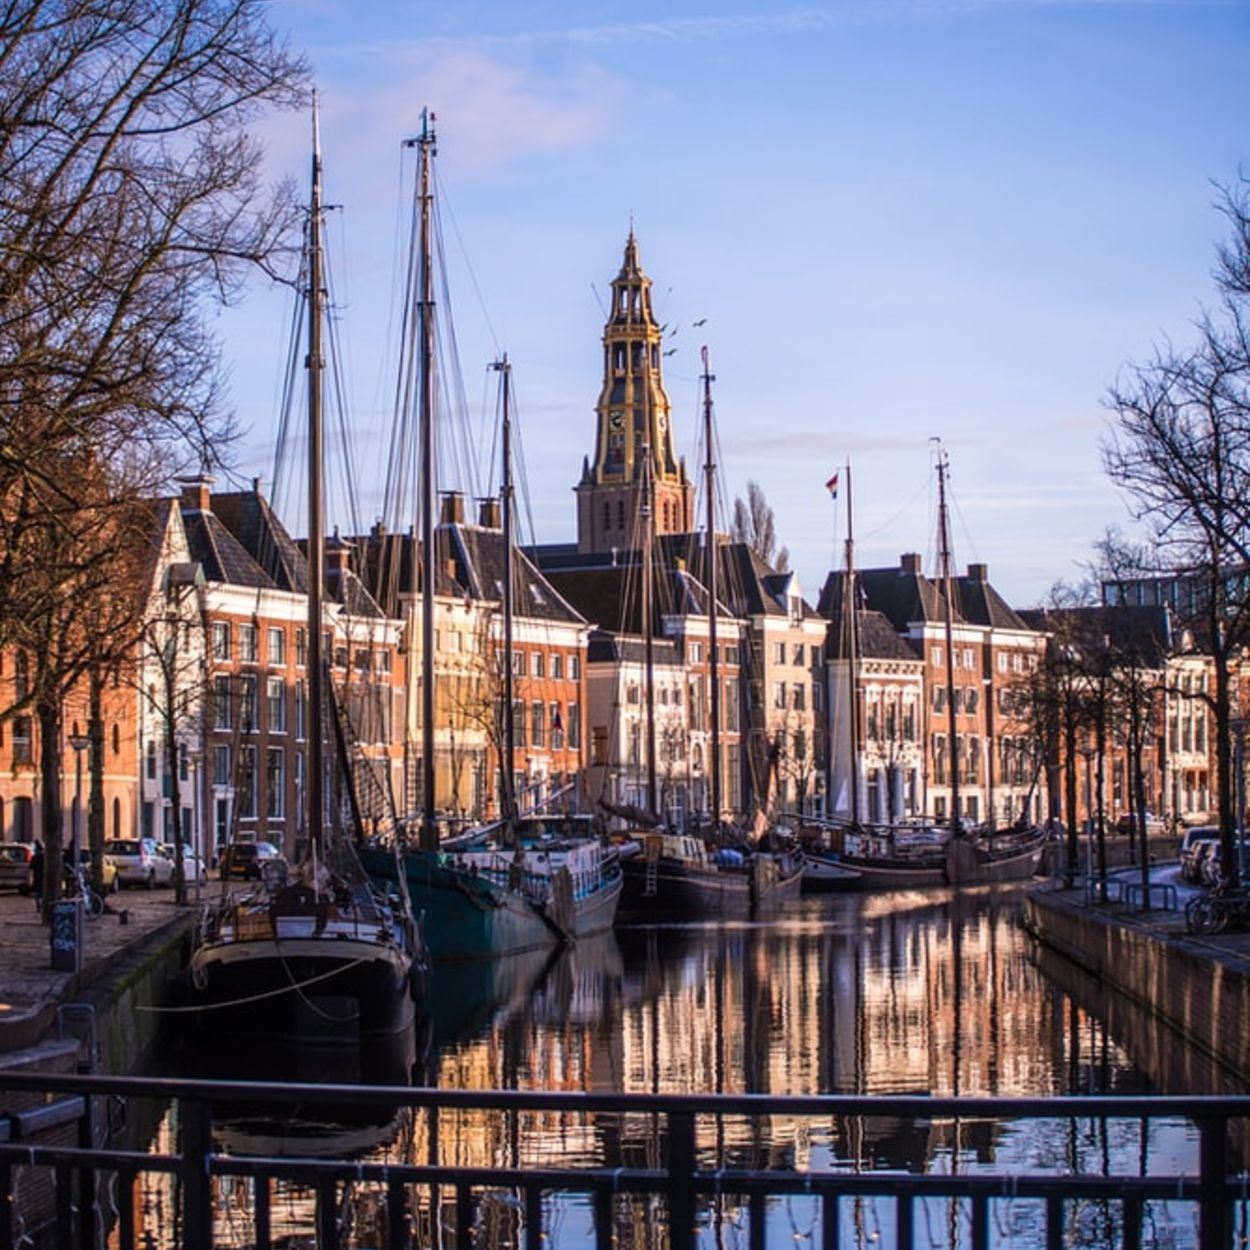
[177,473,214,513]
[440,491,465,524]
[326,530,353,572]
[478,497,502,529]
[967,562,988,581]
[900,552,922,574]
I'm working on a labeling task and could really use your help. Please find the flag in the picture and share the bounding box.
[825,471,839,500]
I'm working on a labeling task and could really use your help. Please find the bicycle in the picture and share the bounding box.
[65,863,105,919]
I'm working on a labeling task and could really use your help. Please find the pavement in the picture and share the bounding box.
[0,880,212,1055]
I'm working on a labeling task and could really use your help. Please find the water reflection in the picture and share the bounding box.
[126,885,1245,1248]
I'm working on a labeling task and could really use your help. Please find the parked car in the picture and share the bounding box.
[1114,812,1165,837]
[104,837,174,889]
[218,841,283,881]
[158,842,206,884]
[1180,826,1220,882]
[0,842,33,893]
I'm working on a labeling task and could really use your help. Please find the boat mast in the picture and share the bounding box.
[493,355,519,837]
[844,460,861,827]
[306,97,326,864]
[701,347,721,835]
[415,111,438,853]
[641,444,658,819]
[937,447,961,835]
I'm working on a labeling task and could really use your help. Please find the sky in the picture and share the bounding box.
[212,0,1250,612]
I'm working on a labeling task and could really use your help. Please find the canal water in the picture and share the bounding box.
[123,884,1244,1247]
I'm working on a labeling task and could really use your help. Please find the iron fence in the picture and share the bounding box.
[1,1072,1246,1250]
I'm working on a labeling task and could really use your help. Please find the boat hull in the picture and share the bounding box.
[944,833,1046,885]
[188,934,415,1042]
[800,853,864,892]
[618,851,803,921]
[362,847,622,960]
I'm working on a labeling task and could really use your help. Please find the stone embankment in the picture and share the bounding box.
[1025,876,1250,1082]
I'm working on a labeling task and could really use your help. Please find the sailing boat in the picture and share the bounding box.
[617,348,803,918]
[358,116,618,958]
[187,106,423,1041]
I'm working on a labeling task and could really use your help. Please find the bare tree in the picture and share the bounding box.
[1104,278,1250,887]
[731,480,789,572]
[0,1,306,908]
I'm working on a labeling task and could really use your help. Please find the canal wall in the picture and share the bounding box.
[1025,885,1250,1083]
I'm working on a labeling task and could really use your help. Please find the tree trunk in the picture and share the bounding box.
[1063,712,1079,888]
[37,698,63,923]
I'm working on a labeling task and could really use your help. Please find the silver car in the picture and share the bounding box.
[105,837,175,889]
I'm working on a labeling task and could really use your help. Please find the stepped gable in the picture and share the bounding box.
[212,490,308,594]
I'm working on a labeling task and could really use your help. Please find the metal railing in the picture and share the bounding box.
[1,1072,1246,1250]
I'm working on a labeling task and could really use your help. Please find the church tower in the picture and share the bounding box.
[576,234,693,553]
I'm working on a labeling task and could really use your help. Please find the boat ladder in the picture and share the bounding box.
[644,857,658,896]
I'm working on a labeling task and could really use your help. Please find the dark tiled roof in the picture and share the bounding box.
[449,525,585,625]
[824,604,922,663]
[1018,604,1172,667]
[182,509,273,590]
[586,628,683,667]
[211,492,307,594]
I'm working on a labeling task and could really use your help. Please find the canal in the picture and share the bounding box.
[119,884,1245,1247]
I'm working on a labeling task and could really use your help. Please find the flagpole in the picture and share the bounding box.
[844,459,860,827]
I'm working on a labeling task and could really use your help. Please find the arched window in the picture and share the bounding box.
[113,797,122,840]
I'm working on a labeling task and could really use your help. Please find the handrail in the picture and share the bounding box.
[2,1072,1246,1250]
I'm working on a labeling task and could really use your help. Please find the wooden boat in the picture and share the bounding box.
[944,825,1048,884]
[800,851,863,892]
[615,352,803,920]
[189,108,424,1042]
[619,831,803,920]
[362,117,616,960]
[838,823,949,889]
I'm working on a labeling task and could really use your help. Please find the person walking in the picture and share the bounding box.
[29,840,44,912]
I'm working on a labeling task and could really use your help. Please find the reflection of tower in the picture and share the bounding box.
[576,234,693,553]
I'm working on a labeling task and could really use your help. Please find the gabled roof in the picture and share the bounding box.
[181,508,273,590]
[211,491,307,594]
[824,602,922,664]
[448,525,585,626]
[1017,603,1172,667]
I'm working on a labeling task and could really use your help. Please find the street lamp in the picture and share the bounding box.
[68,732,90,880]
[1076,743,1096,887]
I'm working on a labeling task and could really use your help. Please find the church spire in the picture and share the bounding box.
[577,233,692,553]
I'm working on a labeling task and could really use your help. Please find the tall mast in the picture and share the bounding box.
[701,347,721,834]
[843,460,861,827]
[493,355,518,836]
[415,110,438,853]
[937,447,960,834]
[306,97,326,860]
[641,444,658,818]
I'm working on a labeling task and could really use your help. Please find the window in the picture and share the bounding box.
[931,647,943,668]
[724,645,739,666]
[791,684,806,711]
[932,686,947,713]
[334,645,347,670]
[773,682,786,709]
[570,656,580,681]
[531,700,545,747]
[212,621,230,662]
[550,703,564,750]
[551,653,563,680]
[532,652,544,678]
[179,742,189,782]
[810,644,822,667]
[932,734,947,784]
[238,746,257,818]
[295,680,306,739]
[793,731,806,762]
[268,676,286,733]
[213,676,231,730]
[12,715,32,763]
[568,703,580,749]
[376,649,392,675]
[966,688,979,714]
[689,641,704,663]
[512,651,525,676]
[266,748,285,819]
[774,642,786,664]
[213,745,230,787]
[296,628,307,668]
[961,648,974,670]
[997,652,1008,673]
[239,623,258,663]
[355,649,371,673]
[724,678,740,732]
[268,627,285,666]
[792,643,804,666]
[513,700,526,747]
[239,675,257,732]
[626,683,640,705]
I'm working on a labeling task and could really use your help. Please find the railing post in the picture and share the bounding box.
[1198,1114,1229,1250]
[182,1096,213,1250]
[668,1110,697,1250]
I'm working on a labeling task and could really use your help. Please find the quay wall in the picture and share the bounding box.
[1025,886,1250,1082]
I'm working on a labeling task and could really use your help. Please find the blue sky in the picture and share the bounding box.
[214,0,1250,609]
